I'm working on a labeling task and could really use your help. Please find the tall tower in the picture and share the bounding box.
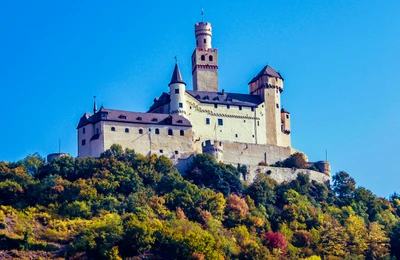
[191,22,219,92]
[249,65,290,147]
[169,62,187,117]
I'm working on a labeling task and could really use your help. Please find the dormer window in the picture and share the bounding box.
[177,120,183,124]
[151,118,158,122]
[195,95,201,99]
[119,115,127,119]
[136,117,142,121]
[213,96,219,101]
[203,96,209,100]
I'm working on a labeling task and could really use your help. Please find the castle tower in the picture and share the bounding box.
[249,65,289,147]
[202,140,224,162]
[169,62,187,117]
[191,22,219,92]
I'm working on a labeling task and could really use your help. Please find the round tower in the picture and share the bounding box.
[169,63,187,116]
[202,140,224,162]
[195,22,212,49]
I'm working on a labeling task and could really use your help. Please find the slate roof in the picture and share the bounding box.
[281,108,290,114]
[186,90,263,107]
[77,106,191,129]
[148,92,170,112]
[169,63,186,86]
[248,65,283,84]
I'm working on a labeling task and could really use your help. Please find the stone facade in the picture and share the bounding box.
[76,19,330,184]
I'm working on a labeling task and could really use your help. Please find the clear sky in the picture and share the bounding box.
[1,0,399,197]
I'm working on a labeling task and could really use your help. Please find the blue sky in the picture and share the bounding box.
[1,0,399,197]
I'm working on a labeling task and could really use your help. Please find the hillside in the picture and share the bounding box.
[0,145,399,259]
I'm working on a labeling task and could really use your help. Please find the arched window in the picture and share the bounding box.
[180,130,184,136]
[111,127,116,132]
[139,129,143,134]
[155,129,160,135]
[209,55,213,61]
[201,55,205,61]
[125,128,129,133]
[168,129,173,136]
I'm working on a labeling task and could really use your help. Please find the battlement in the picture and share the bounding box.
[195,22,212,35]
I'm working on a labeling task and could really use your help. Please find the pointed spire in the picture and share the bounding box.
[169,62,186,86]
[93,96,97,114]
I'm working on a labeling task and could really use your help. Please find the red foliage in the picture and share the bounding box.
[263,231,288,254]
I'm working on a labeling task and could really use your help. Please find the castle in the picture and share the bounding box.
[76,20,330,183]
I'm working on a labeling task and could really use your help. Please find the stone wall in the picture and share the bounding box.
[243,165,330,184]
[222,142,291,166]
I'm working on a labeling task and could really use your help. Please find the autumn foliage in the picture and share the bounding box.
[0,147,398,259]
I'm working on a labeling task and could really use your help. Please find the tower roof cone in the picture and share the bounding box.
[169,63,186,86]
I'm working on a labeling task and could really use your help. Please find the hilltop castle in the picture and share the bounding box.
[76,20,330,183]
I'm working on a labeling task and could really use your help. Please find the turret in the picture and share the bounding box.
[191,21,219,92]
[169,63,187,117]
[202,140,224,162]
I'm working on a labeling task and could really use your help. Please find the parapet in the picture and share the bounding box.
[195,22,212,36]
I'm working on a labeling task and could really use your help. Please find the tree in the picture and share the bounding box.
[23,153,45,176]
[332,171,356,206]
[263,231,288,254]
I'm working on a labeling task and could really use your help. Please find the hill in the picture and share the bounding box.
[0,145,399,259]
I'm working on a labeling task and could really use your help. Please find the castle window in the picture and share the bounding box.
[119,115,127,119]
[175,150,179,154]
[214,104,218,108]
[177,120,183,124]
[175,88,179,94]
[82,139,86,146]
[151,118,158,122]
[155,128,160,134]
[286,114,289,119]
[276,104,279,108]
[196,40,198,45]
[209,55,213,61]
[168,129,173,136]
[111,127,116,132]
[96,128,99,134]
[239,106,242,110]
[204,39,206,43]
[244,120,246,122]
[227,105,230,109]
[160,150,163,153]
[235,134,238,138]
[206,118,210,125]
[201,55,205,61]
[83,128,85,134]
[252,135,255,138]
[218,119,223,126]
[251,107,254,111]
[257,121,260,126]
[179,103,183,108]
[180,130,184,136]
[125,128,129,133]
[136,117,142,121]
[139,129,143,134]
